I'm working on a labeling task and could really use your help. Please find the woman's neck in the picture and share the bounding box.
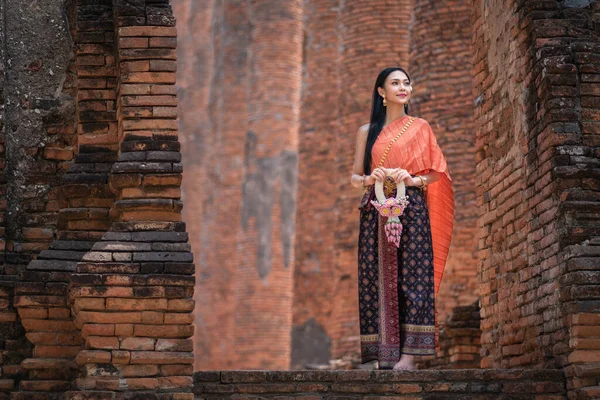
[384,106,407,126]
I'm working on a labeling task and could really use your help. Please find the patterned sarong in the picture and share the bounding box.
[358,185,435,368]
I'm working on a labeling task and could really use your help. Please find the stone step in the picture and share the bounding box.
[193,369,567,398]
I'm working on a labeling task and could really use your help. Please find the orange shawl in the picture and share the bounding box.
[371,115,454,295]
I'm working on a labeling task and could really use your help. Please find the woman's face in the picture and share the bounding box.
[378,70,412,107]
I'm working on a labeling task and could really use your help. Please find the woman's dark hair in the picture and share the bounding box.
[363,67,411,175]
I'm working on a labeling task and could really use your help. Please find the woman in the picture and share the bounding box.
[351,67,454,370]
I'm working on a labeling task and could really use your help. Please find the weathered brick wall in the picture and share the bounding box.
[409,0,479,322]
[418,303,482,370]
[473,0,600,397]
[1,0,196,398]
[291,0,341,369]
[0,0,79,395]
[173,0,303,370]
[193,369,566,398]
[173,0,246,371]
[170,0,214,372]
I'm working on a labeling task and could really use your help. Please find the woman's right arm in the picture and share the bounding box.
[350,125,384,189]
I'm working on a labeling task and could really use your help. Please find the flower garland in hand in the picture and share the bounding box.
[369,172,409,248]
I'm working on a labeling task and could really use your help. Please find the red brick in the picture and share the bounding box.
[73,298,106,313]
[22,227,54,240]
[121,119,178,131]
[112,350,131,364]
[152,106,177,118]
[157,376,193,390]
[149,37,177,48]
[123,377,159,390]
[115,323,134,337]
[155,339,193,352]
[122,72,176,84]
[149,60,177,72]
[81,324,115,339]
[21,319,77,332]
[121,95,177,107]
[121,60,150,73]
[167,299,194,311]
[164,313,194,325]
[134,324,194,339]
[121,364,160,377]
[48,307,71,319]
[129,351,194,365]
[106,298,168,311]
[119,26,177,37]
[160,364,193,377]
[119,37,149,48]
[86,336,120,350]
[121,337,156,351]
[77,311,142,324]
[141,311,164,324]
[18,308,48,319]
[34,345,80,358]
[75,350,112,365]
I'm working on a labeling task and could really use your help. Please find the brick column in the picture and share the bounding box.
[66,1,195,398]
[292,0,340,368]
[473,0,600,396]
[228,0,302,370]
[170,0,220,371]
[409,0,478,323]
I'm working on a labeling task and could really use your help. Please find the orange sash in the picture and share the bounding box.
[371,115,454,295]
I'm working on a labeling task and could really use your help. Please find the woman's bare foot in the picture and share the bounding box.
[392,354,415,371]
[358,360,379,370]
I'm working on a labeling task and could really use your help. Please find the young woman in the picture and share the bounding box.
[351,67,454,370]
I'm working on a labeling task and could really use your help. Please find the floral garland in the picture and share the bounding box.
[370,173,409,248]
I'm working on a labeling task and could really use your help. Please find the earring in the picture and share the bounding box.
[383,98,387,107]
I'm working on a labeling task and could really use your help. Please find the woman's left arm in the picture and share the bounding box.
[410,170,441,187]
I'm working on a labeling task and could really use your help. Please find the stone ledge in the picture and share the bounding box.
[193,369,566,398]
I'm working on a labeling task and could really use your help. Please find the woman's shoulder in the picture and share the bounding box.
[410,116,433,132]
[357,123,370,138]
[411,115,428,125]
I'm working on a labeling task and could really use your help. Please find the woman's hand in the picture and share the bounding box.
[370,167,387,183]
[390,168,413,185]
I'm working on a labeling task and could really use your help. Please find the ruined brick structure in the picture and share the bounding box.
[175,0,600,398]
[472,2,600,398]
[1,0,599,399]
[1,0,195,398]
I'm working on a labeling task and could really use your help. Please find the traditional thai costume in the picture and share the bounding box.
[358,115,454,369]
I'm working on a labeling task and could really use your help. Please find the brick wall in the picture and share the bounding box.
[409,0,479,322]
[417,303,482,370]
[0,0,79,395]
[473,0,600,397]
[173,0,303,370]
[193,369,566,398]
[174,0,246,371]
[2,0,197,398]
[170,0,214,372]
